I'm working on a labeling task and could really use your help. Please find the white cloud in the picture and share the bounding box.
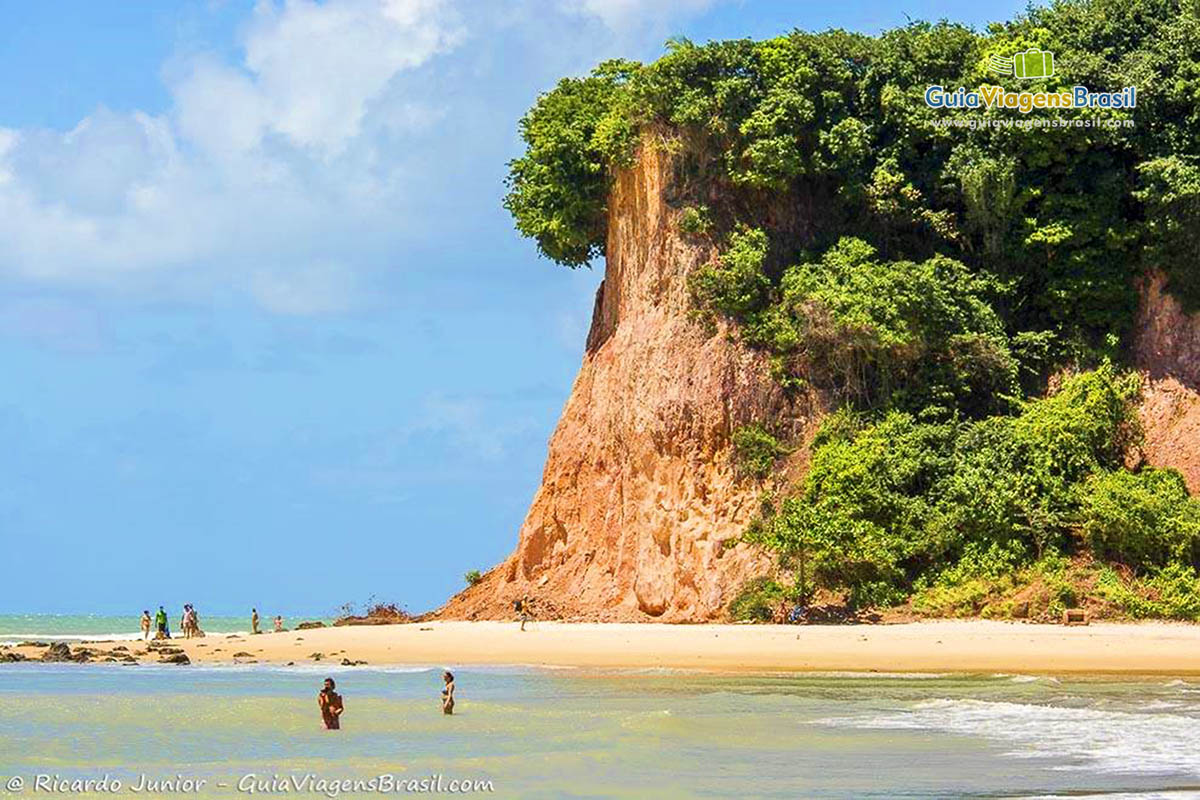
[0,0,719,315]
[0,0,464,307]
[242,0,463,153]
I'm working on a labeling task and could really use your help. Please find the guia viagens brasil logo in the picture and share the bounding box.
[925,48,1135,113]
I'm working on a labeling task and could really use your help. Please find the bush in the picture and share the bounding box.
[678,205,712,235]
[728,577,788,622]
[688,227,772,323]
[1078,468,1200,570]
[731,424,783,480]
[1097,563,1200,621]
[464,570,483,587]
[751,368,1148,606]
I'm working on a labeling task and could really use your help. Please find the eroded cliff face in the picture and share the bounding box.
[1134,271,1200,491]
[438,144,818,621]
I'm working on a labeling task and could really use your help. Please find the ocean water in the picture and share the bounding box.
[0,614,328,643]
[2,665,1200,799]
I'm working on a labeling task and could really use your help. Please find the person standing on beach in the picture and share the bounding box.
[140,610,151,640]
[251,608,260,634]
[274,615,283,632]
[441,671,455,715]
[318,678,344,730]
[155,606,170,639]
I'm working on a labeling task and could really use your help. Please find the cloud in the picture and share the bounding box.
[0,0,719,315]
[0,0,464,309]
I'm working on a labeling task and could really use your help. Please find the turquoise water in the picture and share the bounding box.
[0,614,328,643]
[2,665,1200,799]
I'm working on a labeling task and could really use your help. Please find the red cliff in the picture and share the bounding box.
[438,143,818,621]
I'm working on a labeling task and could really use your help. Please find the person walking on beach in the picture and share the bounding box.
[251,608,260,634]
[140,610,151,640]
[155,606,170,639]
[318,678,344,730]
[441,671,455,715]
[515,595,533,632]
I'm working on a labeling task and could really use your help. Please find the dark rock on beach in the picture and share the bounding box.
[159,653,190,665]
[296,621,325,630]
[41,642,89,663]
[0,651,27,663]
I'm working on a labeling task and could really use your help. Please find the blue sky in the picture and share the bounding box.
[0,0,1030,617]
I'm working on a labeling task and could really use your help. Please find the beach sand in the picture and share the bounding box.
[9,619,1200,674]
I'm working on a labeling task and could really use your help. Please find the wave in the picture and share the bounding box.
[819,698,1200,777]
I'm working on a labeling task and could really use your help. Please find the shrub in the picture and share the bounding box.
[688,227,772,324]
[1078,468,1200,570]
[464,570,484,587]
[751,368,1148,606]
[1097,563,1200,621]
[728,577,788,622]
[678,205,712,235]
[731,424,783,480]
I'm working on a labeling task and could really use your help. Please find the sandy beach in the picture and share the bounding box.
[9,619,1200,675]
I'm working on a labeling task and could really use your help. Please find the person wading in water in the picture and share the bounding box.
[318,678,344,730]
[441,671,455,715]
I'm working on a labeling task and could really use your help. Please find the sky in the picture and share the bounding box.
[0,0,1032,617]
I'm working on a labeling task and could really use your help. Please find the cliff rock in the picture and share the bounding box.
[439,143,818,621]
[1134,271,1200,491]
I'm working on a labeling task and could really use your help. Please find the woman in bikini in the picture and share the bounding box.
[441,671,455,715]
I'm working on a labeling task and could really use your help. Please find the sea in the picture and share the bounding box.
[2,616,1200,798]
[0,613,326,644]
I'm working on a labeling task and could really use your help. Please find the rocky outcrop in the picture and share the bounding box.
[1134,271,1200,491]
[41,642,90,663]
[439,142,820,622]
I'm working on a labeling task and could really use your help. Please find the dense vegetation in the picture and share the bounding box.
[504,0,1200,619]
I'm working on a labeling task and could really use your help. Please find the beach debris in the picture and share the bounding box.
[309,652,324,661]
[339,658,367,666]
[0,651,27,663]
[286,661,295,666]
[297,621,325,630]
[419,627,433,631]
[159,652,191,665]
[1063,608,1089,626]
